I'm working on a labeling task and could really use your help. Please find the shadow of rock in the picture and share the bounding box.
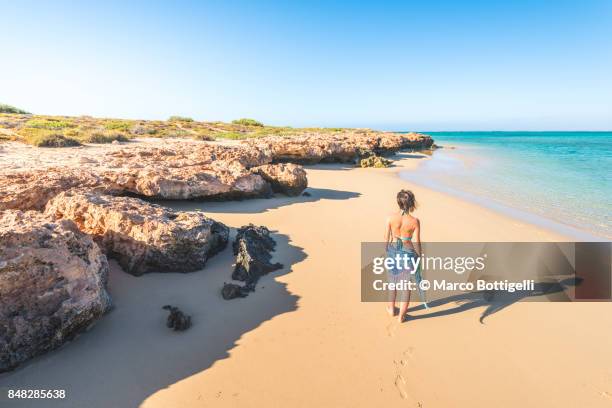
[0,231,305,408]
[159,187,361,214]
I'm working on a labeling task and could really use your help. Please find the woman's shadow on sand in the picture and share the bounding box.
[407,278,581,324]
[0,230,306,408]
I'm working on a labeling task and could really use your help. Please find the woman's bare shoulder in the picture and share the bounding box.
[405,214,420,224]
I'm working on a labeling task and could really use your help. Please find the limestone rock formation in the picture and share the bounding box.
[45,191,229,275]
[101,162,272,200]
[0,210,111,372]
[244,131,433,164]
[99,144,274,200]
[0,132,433,210]
[252,163,308,196]
[0,168,106,211]
[232,224,283,291]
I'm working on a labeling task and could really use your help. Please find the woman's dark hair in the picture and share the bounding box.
[397,189,417,213]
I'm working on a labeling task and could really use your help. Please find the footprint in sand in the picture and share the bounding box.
[392,349,424,406]
[403,346,415,359]
[386,322,396,337]
[394,373,408,399]
[392,370,422,406]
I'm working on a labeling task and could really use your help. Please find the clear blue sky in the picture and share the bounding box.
[1,0,611,130]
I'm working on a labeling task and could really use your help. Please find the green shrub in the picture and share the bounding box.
[193,133,215,141]
[360,155,392,168]
[231,118,263,127]
[192,129,216,141]
[251,126,295,137]
[25,118,74,129]
[0,103,29,114]
[20,129,81,147]
[168,115,194,122]
[215,131,249,140]
[104,120,131,132]
[81,130,130,144]
[18,128,80,147]
[157,128,191,138]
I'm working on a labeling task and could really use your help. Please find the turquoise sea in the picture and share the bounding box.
[399,132,612,240]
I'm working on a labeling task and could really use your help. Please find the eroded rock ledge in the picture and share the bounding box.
[0,132,432,210]
[0,210,112,372]
[252,163,308,196]
[45,191,230,276]
[244,131,433,164]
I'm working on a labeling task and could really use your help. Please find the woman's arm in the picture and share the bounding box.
[384,217,391,250]
[414,218,422,256]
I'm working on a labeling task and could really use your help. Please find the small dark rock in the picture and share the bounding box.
[221,283,250,300]
[302,191,311,197]
[162,305,191,331]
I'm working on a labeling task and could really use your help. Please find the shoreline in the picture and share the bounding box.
[399,146,609,241]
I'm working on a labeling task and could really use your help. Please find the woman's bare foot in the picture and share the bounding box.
[386,306,396,316]
[398,313,408,323]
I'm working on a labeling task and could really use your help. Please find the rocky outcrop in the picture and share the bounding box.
[99,144,274,200]
[0,210,111,372]
[45,191,229,275]
[244,132,433,164]
[101,162,272,200]
[251,163,308,196]
[0,132,433,210]
[231,224,283,293]
[0,169,107,211]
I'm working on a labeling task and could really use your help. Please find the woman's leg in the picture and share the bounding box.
[398,289,411,323]
[387,290,397,316]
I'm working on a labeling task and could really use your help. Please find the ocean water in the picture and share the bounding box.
[400,132,612,239]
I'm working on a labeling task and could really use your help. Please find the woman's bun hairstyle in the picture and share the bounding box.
[397,189,417,213]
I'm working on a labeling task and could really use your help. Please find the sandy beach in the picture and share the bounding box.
[2,151,611,408]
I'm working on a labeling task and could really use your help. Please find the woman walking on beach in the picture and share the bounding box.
[385,189,421,323]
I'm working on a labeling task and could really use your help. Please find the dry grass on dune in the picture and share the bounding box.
[0,111,362,147]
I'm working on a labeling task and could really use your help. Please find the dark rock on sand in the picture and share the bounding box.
[221,283,250,300]
[232,224,284,290]
[0,210,112,372]
[162,305,192,331]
